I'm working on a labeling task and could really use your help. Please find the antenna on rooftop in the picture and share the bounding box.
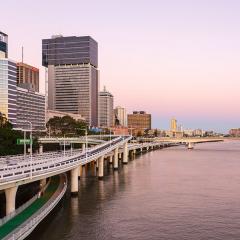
[21,46,24,63]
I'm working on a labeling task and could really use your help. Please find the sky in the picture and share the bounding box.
[1,0,240,133]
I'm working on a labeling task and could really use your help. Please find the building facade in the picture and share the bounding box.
[229,128,240,137]
[0,31,8,58]
[127,111,151,129]
[46,109,85,123]
[0,59,17,125]
[42,35,99,126]
[170,118,177,132]
[17,62,39,92]
[98,87,114,127]
[114,106,127,126]
[0,59,45,130]
[111,126,129,136]
[16,87,45,131]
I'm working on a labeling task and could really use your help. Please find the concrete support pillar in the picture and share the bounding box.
[98,156,104,180]
[140,148,143,152]
[109,155,113,164]
[133,149,136,155]
[82,144,85,152]
[71,166,79,196]
[78,165,82,179]
[114,148,119,170]
[40,178,47,189]
[39,144,43,154]
[5,186,18,215]
[187,142,194,149]
[90,161,95,176]
[96,159,99,169]
[123,142,128,164]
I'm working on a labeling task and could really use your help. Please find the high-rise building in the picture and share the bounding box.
[42,35,99,126]
[114,106,127,127]
[229,128,240,137]
[0,31,8,58]
[0,59,45,130]
[17,62,39,92]
[170,118,177,132]
[16,87,45,130]
[98,87,114,127]
[127,111,151,129]
[0,59,17,125]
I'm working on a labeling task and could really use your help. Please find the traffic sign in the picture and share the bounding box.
[59,141,71,146]
[17,139,32,145]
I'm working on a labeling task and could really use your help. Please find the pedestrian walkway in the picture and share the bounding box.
[0,176,60,239]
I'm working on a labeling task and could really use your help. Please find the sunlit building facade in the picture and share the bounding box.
[114,106,127,127]
[16,87,45,130]
[229,128,240,137]
[170,118,177,132]
[0,59,17,126]
[127,111,151,129]
[0,59,45,130]
[42,35,99,126]
[17,62,39,92]
[98,87,114,127]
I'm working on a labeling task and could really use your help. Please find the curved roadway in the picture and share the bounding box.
[0,136,131,190]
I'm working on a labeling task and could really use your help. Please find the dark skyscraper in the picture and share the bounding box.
[0,31,8,58]
[42,35,99,126]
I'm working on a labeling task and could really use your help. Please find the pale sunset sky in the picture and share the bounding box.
[1,0,240,132]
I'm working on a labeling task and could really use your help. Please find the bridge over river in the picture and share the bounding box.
[0,135,223,239]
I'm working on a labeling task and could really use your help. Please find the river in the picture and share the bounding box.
[28,140,240,240]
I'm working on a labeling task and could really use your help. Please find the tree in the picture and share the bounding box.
[0,112,12,129]
[0,128,23,155]
[46,116,88,136]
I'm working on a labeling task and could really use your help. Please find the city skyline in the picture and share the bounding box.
[1,0,240,132]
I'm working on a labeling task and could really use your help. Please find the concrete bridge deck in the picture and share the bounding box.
[1,135,217,239]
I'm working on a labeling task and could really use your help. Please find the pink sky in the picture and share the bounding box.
[1,0,240,132]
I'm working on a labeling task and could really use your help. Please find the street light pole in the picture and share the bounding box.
[29,122,33,179]
[15,121,32,177]
[49,125,51,138]
[25,121,33,179]
[24,130,26,159]
[110,128,111,146]
[63,134,66,157]
[85,129,88,161]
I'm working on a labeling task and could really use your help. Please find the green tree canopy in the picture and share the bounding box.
[46,116,88,136]
[0,112,12,129]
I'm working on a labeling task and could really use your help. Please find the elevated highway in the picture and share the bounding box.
[0,135,174,218]
[0,134,221,239]
[156,137,224,149]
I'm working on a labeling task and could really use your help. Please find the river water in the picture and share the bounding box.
[28,140,240,240]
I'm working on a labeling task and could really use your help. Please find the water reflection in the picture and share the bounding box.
[28,141,240,240]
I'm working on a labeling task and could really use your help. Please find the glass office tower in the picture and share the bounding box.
[0,31,8,58]
[0,59,17,125]
[16,87,45,130]
[42,35,99,126]
[98,87,114,127]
